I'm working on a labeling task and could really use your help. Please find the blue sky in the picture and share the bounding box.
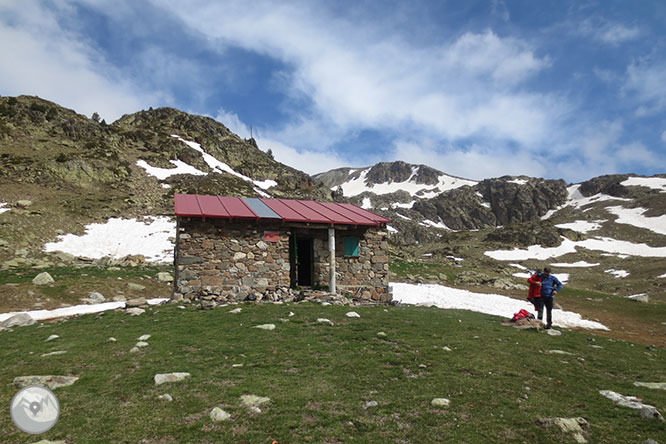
[1,0,666,182]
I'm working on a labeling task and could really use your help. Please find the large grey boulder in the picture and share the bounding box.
[32,272,54,285]
[0,313,36,328]
[210,407,231,422]
[599,390,664,421]
[538,417,588,443]
[155,272,173,282]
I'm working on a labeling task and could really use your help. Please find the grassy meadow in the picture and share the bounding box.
[1,301,665,443]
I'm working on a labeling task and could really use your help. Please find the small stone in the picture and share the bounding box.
[346,311,361,318]
[547,350,573,355]
[138,334,151,341]
[634,382,666,390]
[155,272,173,282]
[628,293,650,303]
[0,313,36,328]
[126,297,146,307]
[129,347,141,353]
[210,407,231,422]
[364,400,378,409]
[108,337,117,342]
[126,308,145,316]
[377,331,387,337]
[431,398,450,408]
[154,372,191,385]
[112,295,127,302]
[14,375,79,390]
[546,329,562,336]
[317,318,334,326]
[288,311,295,317]
[135,341,149,348]
[32,272,54,286]
[16,200,33,208]
[88,291,105,302]
[442,346,452,352]
[158,394,173,402]
[240,394,270,409]
[538,417,588,443]
[45,334,60,342]
[127,282,146,291]
[41,351,67,357]
[254,323,276,330]
[228,307,242,314]
[200,300,216,310]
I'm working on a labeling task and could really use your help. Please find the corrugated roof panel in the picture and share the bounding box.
[261,198,308,222]
[174,193,203,217]
[322,202,377,225]
[244,198,282,219]
[218,196,257,219]
[282,200,331,223]
[304,201,357,225]
[197,195,231,218]
[336,203,392,224]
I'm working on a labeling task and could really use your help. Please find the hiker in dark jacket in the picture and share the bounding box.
[538,267,563,329]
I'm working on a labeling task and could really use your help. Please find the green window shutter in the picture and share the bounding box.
[344,237,359,257]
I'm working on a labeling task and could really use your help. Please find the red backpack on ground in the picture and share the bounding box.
[511,309,534,322]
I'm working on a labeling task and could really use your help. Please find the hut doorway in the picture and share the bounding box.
[291,234,314,287]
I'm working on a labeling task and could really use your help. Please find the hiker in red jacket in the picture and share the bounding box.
[527,269,543,314]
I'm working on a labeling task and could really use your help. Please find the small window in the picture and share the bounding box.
[344,236,359,257]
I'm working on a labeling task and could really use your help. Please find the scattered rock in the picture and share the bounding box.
[14,375,79,390]
[200,300,216,310]
[154,372,191,385]
[125,297,146,307]
[126,307,145,316]
[240,394,270,412]
[346,311,361,318]
[537,417,588,443]
[288,311,294,317]
[254,323,276,331]
[158,394,173,402]
[32,272,54,285]
[317,318,334,326]
[44,334,60,342]
[16,200,33,208]
[88,291,105,302]
[210,407,231,422]
[155,272,173,282]
[135,341,149,348]
[599,390,664,420]
[112,295,127,302]
[127,282,146,291]
[108,337,117,342]
[0,313,36,328]
[431,398,450,408]
[628,293,650,303]
[364,400,378,409]
[442,346,452,352]
[129,347,140,353]
[547,350,573,355]
[138,334,151,341]
[634,382,666,390]
[377,331,387,337]
[228,307,242,314]
[546,329,562,336]
[41,351,67,357]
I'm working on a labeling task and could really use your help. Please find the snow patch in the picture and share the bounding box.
[485,236,666,261]
[549,261,599,268]
[0,298,168,323]
[606,206,666,236]
[136,159,206,180]
[44,217,176,262]
[361,197,372,209]
[621,176,666,192]
[391,282,607,330]
[391,201,415,209]
[605,269,630,278]
[421,219,450,230]
[508,178,528,185]
[386,225,398,234]
[0,202,10,215]
[555,220,604,234]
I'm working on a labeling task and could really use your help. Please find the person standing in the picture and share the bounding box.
[527,269,543,313]
[539,267,563,329]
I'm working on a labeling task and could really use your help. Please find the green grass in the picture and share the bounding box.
[0,265,167,285]
[390,260,458,282]
[1,303,664,443]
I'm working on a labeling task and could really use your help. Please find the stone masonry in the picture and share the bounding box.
[173,218,389,303]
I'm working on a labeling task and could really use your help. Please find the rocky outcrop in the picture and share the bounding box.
[578,174,630,197]
[413,186,495,230]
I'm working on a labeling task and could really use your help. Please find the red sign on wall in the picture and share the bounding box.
[264,231,279,242]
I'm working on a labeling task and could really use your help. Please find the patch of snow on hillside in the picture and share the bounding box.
[605,269,629,278]
[391,282,608,330]
[555,220,603,234]
[0,298,168,323]
[44,217,176,262]
[512,272,531,279]
[621,176,666,192]
[512,272,569,283]
[0,202,9,215]
[171,135,277,193]
[361,197,372,209]
[543,185,632,220]
[549,261,599,268]
[337,167,476,198]
[395,213,411,220]
[485,235,666,261]
[659,273,666,278]
[387,225,398,234]
[606,206,666,236]
[136,159,207,180]
[421,219,450,230]
[391,201,415,209]
[508,178,528,185]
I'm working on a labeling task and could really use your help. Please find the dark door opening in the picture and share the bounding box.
[290,235,314,287]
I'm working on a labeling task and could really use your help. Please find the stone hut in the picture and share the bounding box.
[173,194,391,303]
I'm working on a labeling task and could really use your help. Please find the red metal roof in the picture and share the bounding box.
[174,194,391,226]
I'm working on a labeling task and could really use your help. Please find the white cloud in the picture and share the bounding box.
[661,130,666,143]
[256,137,348,175]
[0,1,170,122]
[579,18,641,45]
[623,59,666,115]
[215,108,251,139]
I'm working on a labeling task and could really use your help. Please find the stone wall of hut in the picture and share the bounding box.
[173,218,389,303]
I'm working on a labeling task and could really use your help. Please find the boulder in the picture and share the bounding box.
[154,372,191,385]
[537,417,588,443]
[317,318,334,326]
[254,324,276,331]
[125,297,146,307]
[240,394,270,410]
[155,272,173,282]
[16,200,33,208]
[88,291,105,302]
[44,334,60,342]
[0,313,36,328]
[32,272,54,285]
[14,375,79,390]
[633,382,666,390]
[125,308,145,316]
[364,400,378,409]
[599,390,664,421]
[158,394,173,402]
[127,282,146,291]
[138,334,151,341]
[346,311,361,318]
[210,407,231,422]
[431,398,450,408]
